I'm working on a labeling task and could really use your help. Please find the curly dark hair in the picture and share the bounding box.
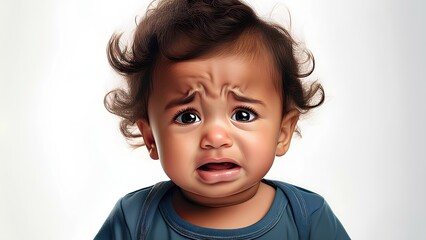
[105,0,324,145]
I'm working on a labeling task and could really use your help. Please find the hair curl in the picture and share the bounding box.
[104,0,324,145]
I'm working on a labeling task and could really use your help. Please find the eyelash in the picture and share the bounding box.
[172,107,198,122]
[233,105,259,117]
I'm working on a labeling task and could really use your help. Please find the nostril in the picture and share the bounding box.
[200,133,233,149]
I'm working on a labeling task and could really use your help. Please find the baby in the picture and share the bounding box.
[96,0,350,239]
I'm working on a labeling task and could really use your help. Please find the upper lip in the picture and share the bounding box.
[196,157,240,169]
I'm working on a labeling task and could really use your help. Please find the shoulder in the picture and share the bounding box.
[95,181,176,240]
[267,180,325,214]
[268,180,351,239]
[120,185,154,213]
[94,185,156,240]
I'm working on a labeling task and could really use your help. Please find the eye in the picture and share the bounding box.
[231,108,258,122]
[174,110,201,124]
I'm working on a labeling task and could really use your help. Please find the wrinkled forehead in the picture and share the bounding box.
[153,30,282,92]
[149,57,283,115]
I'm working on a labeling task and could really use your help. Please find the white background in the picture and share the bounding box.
[1,0,425,239]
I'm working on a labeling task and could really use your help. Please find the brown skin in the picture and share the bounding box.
[173,180,276,229]
[136,52,299,228]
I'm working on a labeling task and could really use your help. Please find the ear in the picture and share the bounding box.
[136,120,159,160]
[275,109,300,156]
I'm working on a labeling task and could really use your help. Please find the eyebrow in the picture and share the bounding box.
[164,91,265,109]
[231,92,265,106]
[165,92,196,110]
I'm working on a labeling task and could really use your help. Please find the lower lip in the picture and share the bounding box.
[196,167,241,184]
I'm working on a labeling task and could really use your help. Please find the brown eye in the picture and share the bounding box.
[175,111,201,124]
[231,109,257,122]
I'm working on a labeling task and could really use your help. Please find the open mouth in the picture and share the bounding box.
[198,162,239,171]
[196,162,241,184]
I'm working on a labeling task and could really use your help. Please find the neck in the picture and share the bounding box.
[172,181,276,229]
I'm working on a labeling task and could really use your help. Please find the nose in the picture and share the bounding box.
[200,123,233,149]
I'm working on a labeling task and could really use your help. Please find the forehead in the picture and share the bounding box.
[154,28,282,91]
[152,51,280,100]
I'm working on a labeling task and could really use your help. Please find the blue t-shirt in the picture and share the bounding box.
[95,180,350,239]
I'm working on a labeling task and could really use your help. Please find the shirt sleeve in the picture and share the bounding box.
[94,198,132,240]
[309,201,351,240]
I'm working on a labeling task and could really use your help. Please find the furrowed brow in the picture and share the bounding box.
[165,92,196,110]
[231,92,265,106]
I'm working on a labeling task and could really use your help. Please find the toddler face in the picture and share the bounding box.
[139,51,297,199]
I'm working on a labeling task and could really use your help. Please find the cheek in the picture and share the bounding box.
[156,130,198,171]
[158,130,198,153]
[236,127,278,161]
